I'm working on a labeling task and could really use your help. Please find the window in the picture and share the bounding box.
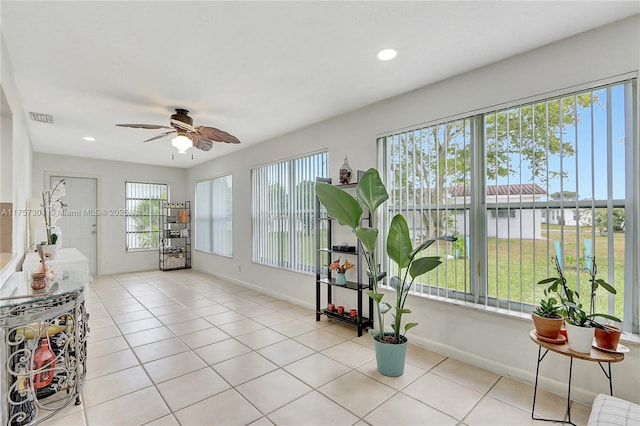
[195,175,233,256]
[125,182,167,251]
[381,78,638,334]
[490,210,517,219]
[383,119,472,300]
[251,151,327,273]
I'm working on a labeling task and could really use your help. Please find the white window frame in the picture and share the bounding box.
[125,181,168,252]
[379,77,639,335]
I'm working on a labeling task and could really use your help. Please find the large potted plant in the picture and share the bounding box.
[538,256,620,353]
[316,168,452,376]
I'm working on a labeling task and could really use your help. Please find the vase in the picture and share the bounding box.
[565,322,594,353]
[33,338,56,389]
[335,273,347,285]
[373,333,408,377]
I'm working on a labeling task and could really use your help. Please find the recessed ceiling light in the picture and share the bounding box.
[83,136,95,142]
[377,48,397,61]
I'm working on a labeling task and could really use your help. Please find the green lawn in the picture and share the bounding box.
[270,225,625,317]
[428,226,625,317]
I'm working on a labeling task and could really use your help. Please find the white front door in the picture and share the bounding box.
[51,176,98,275]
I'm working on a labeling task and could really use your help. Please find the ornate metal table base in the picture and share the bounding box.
[1,272,90,426]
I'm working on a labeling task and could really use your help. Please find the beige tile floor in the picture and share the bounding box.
[40,270,592,426]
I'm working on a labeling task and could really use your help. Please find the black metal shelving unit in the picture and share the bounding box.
[159,201,191,271]
[315,175,373,336]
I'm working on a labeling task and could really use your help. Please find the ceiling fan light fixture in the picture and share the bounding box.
[171,134,192,154]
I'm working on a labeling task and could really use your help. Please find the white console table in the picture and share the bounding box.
[22,249,89,275]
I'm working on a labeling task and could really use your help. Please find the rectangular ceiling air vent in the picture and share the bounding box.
[29,112,54,124]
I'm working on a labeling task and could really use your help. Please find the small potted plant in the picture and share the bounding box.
[532,295,563,340]
[538,256,620,353]
[329,258,355,285]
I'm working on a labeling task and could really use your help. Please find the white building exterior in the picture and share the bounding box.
[450,184,547,240]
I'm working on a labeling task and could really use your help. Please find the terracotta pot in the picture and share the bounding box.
[532,313,563,339]
[594,325,621,350]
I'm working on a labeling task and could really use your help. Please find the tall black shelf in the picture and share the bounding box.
[160,201,192,271]
[315,175,373,336]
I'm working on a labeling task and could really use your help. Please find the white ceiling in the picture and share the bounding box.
[2,1,638,168]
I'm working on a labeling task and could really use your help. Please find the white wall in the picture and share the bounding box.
[188,16,640,404]
[32,154,188,275]
[0,32,33,284]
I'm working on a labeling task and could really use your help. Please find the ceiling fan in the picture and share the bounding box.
[116,108,241,153]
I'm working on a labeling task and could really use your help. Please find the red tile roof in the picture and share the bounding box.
[448,183,547,197]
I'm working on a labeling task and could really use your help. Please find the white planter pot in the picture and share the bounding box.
[37,243,60,260]
[565,322,594,353]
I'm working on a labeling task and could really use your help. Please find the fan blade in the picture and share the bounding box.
[171,119,195,132]
[190,134,213,151]
[116,123,172,130]
[196,126,241,144]
[143,130,176,143]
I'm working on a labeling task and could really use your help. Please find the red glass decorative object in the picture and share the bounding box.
[32,337,56,389]
[349,309,357,319]
[337,305,344,315]
[327,303,335,312]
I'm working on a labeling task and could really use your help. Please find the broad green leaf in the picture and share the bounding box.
[315,182,362,229]
[367,291,385,303]
[404,322,418,332]
[410,239,436,259]
[395,307,411,315]
[596,279,617,294]
[387,214,412,269]
[588,313,622,322]
[537,277,556,285]
[409,256,442,279]
[355,168,389,214]
[356,227,378,254]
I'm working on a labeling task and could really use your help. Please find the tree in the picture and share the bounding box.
[550,191,578,200]
[129,198,164,248]
[387,93,597,239]
[594,208,625,236]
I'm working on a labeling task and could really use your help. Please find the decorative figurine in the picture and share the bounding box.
[339,155,352,184]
